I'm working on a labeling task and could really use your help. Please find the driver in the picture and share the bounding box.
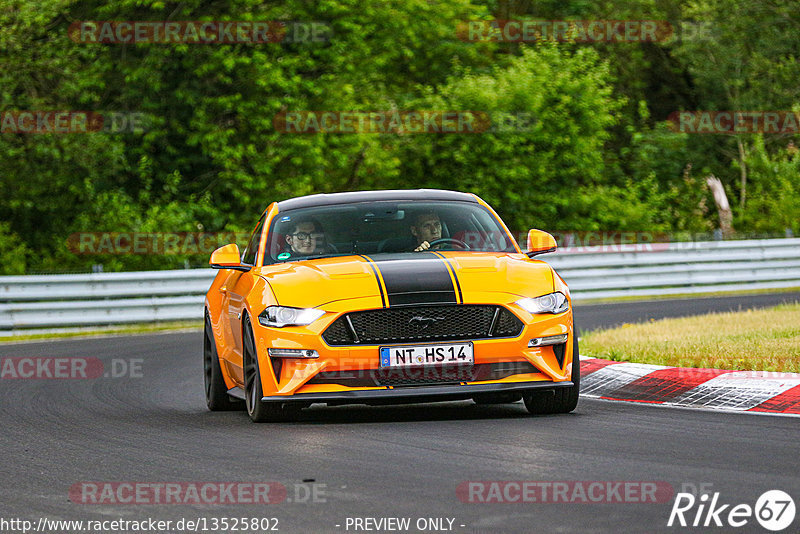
[411,211,443,252]
[285,217,326,256]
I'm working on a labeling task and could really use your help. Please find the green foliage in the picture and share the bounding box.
[398,44,623,231]
[0,222,29,275]
[671,0,800,217]
[734,136,800,234]
[625,118,714,234]
[0,0,797,274]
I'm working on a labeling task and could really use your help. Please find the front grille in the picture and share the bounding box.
[494,308,525,337]
[322,305,523,346]
[306,361,540,388]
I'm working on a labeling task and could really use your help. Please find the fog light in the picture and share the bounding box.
[267,348,319,359]
[528,334,568,347]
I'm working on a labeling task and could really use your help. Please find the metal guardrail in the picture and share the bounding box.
[1,238,799,334]
[0,270,215,334]
[540,237,800,300]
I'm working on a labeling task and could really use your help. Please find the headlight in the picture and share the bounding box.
[258,306,325,327]
[516,292,569,314]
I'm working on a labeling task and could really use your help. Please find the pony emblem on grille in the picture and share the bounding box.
[408,315,445,330]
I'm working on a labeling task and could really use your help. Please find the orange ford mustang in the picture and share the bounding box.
[204,189,579,422]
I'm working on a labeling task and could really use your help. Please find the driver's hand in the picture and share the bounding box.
[414,241,430,252]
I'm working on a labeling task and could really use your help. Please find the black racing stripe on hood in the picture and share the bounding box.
[359,254,387,308]
[431,251,463,304]
[366,252,457,307]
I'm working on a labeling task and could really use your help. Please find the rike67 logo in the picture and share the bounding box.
[668,489,795,531]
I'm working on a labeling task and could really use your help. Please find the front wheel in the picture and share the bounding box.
[523,324,581,414]
[243,317,301,423]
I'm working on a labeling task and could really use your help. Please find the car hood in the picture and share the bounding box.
[258,252,555,309]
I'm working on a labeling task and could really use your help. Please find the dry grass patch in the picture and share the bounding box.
[581,303,800,372]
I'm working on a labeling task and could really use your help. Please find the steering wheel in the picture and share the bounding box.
[428,238,470,250]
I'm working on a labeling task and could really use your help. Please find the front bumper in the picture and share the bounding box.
[254,312,572,390]
[260,380,574,406]
[249,301,575,398]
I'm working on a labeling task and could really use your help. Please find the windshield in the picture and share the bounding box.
[263,200,517,264]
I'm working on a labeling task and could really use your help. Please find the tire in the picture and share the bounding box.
[204,312,242,411]
[523,324,581,415]
[242,317,301,423]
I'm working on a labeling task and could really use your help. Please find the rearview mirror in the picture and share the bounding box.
[209,244,250,271]
[526,229,557,257]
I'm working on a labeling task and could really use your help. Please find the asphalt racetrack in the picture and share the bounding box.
[1,292,799,533]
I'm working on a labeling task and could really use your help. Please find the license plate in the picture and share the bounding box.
[379,342,474,368]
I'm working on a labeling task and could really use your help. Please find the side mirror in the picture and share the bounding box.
[526,229,557,257]
[209,244,250,272]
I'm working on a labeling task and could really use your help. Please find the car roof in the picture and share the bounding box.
[276,189,478,211]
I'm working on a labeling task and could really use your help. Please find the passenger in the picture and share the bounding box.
[285,218,326,256]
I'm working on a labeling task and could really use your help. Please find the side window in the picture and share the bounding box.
[241,217,265,265]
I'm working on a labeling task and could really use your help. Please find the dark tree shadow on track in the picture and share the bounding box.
[228,400,585,425]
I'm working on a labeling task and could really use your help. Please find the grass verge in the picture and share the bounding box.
[0,321,202,343]
[581,303,800,372]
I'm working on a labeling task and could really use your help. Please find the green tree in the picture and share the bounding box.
[397,44,623,231]
[673,0,800,214]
